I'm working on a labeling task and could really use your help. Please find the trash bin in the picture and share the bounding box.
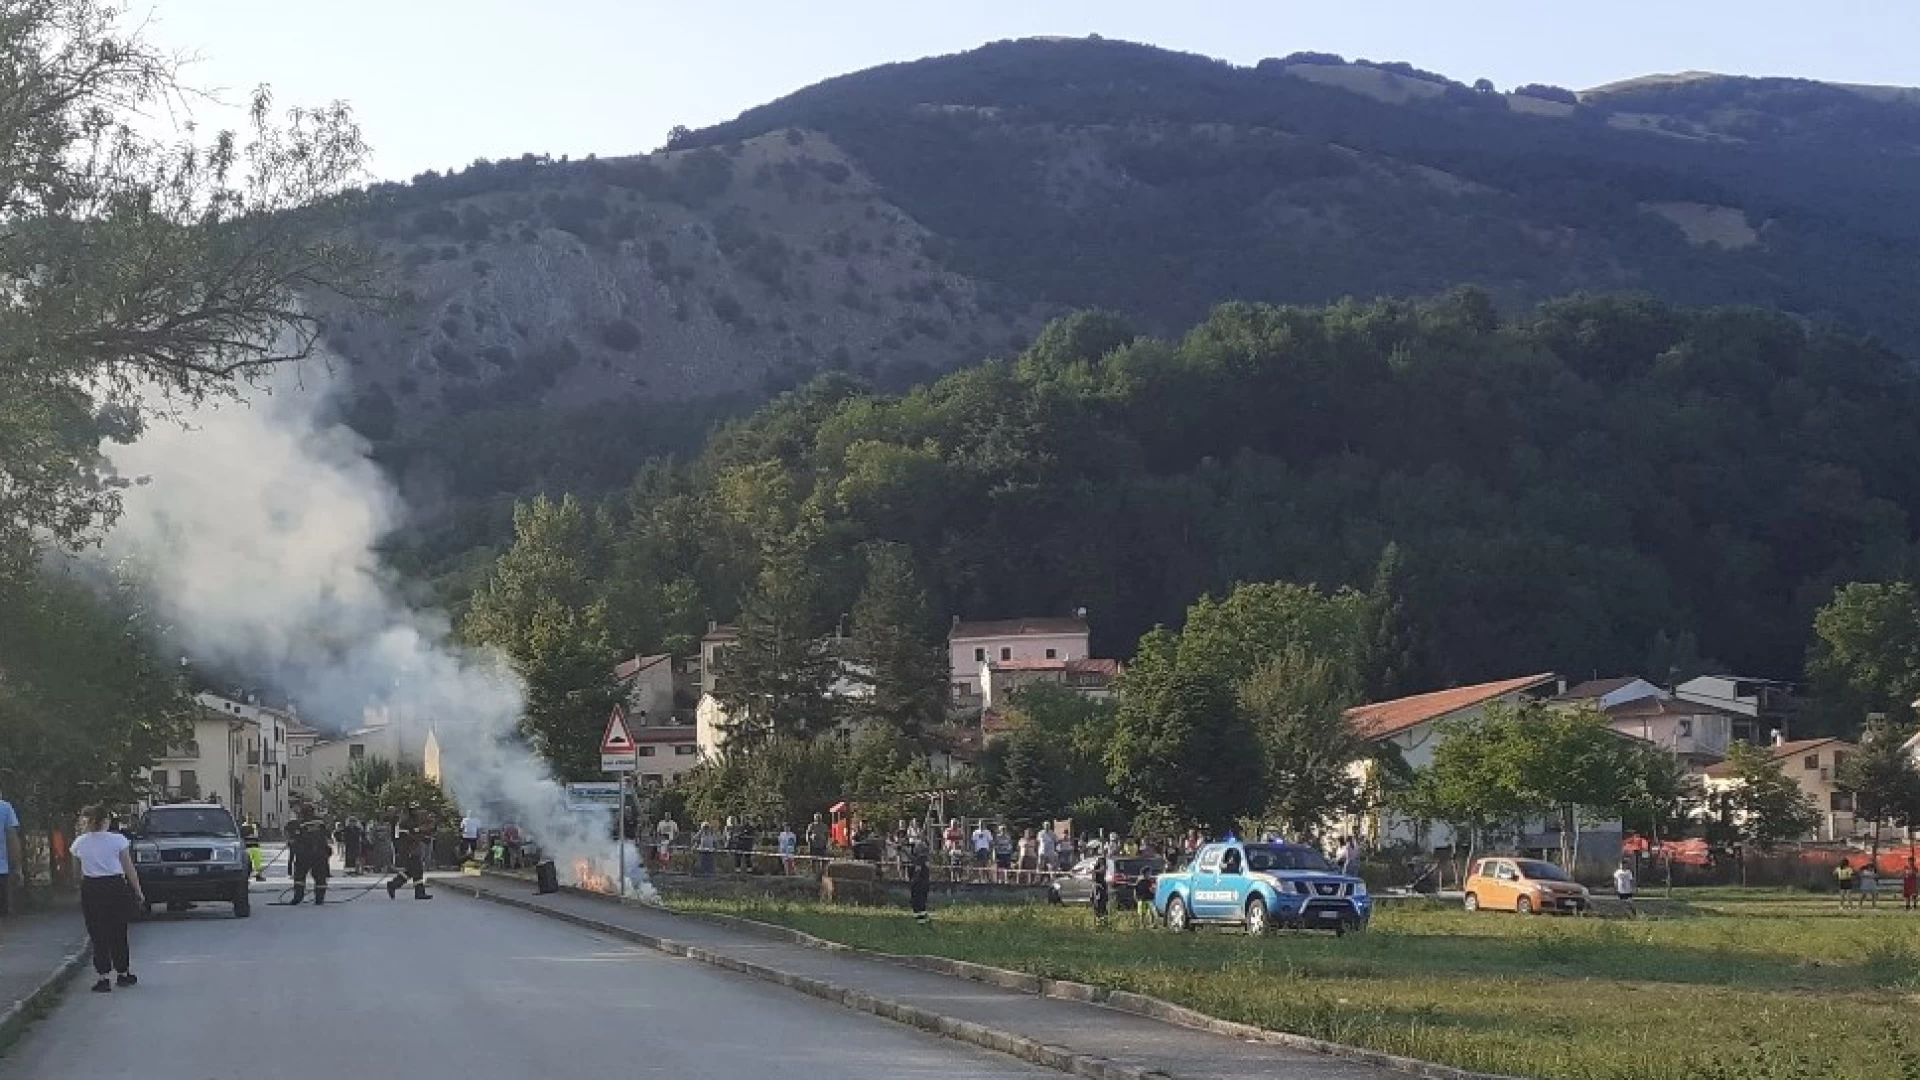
[535,859,560,895]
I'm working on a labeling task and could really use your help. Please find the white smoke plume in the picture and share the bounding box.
[97,362,654,899]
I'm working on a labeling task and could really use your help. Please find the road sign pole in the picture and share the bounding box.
[617,771,627,899]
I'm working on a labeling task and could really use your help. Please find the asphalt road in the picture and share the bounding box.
[1,872,1055,1080]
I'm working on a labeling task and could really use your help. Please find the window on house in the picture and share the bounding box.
[1045,648,1057,659]
[1832,752,1846,772]
[974,647,985,662]
[638,746,657,757]
[292,776,306,789]
[1000,647,1011,661]
[179,770,199,797]
[264,774,272,791]
[1677,719,1693,738]
[1804,755,1820,770]
[675,745,697,756]
[1831,791,1854,813]
[153,769,169,789]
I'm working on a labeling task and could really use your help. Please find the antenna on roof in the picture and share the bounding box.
[1074,607,1087,620]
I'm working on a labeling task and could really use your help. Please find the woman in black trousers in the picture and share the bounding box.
[70,805,144,992]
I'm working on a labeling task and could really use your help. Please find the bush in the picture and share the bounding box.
[1515,83,1579,105]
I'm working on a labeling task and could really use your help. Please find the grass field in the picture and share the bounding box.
[671,890,1920,1080]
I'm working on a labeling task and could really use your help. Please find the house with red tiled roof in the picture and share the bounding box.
[1345,673,1562,850]
[1703,735,1860,841]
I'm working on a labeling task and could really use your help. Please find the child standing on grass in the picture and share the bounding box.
[1860,863,1879,909]
[1835,859,1856,908]
[1612,861,1637,919]
[1903,860,1918,911]
[1134,868,1155,927]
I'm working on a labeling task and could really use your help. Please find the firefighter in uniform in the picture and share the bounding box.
[386,803,435,900]
[286,801,332,905]
[241,818,266,882]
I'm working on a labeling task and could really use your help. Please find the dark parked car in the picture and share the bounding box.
[1048,856,1163,905]
[130,803,251,918]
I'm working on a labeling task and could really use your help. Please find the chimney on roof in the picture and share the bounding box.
[1770,728,1785,747]
[952,615,961,628]
[708,620,717,632]
[1556,677,1567,696]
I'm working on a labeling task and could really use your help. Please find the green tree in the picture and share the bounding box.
[1357,543,1429,701]
[1239,648,1367,843]
[0,572,192,852]
[995,724,1059,828]
[1715,741,1822,853]
[465,495,624,778]
[1002,681,1116,809]
[0,1,370,574]
[713,543,840,748]
[848,543,946,748]
[1106,631,1265,833]
[1395,715,1532,863]
[1497,703,1641,867]
[1836,717,1920,861]
[1809,582,1920,721]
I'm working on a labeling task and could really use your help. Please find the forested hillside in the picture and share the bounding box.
[326,37,1920,581]
[465,290,1920,695]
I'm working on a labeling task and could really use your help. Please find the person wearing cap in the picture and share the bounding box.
[285,801,332,905]
[386,803,434,900]
[240,818,266,882]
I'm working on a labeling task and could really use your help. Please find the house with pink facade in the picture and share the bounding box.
[946,615,1091,707]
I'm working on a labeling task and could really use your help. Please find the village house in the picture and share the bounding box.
[1552,677,1741,773]
[947,615,1091,710]
[691,623,871,760]
[1673,675,1796,747]
[1345,672,1626,859]
[979,657,1122,709]
[304,707,434,789]
[615,652,702,787]
[1702,735,1860,841]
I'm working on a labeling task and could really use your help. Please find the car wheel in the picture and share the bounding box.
[1516,896,1533,915]
[1046,886,1062,905]
[1166,895,1192,932]
[1463,892,1479,912]
[233,888,251,918]
[1245,896,1271,936]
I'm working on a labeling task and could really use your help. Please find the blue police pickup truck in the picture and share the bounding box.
[1154,840,1370,935]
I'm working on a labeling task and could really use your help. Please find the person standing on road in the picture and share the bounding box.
[342,817,366,875]
[0,785,21,920]
[72,805,142,992]
[1612,861,1638,918]
[385,804,434,900]
[460,814,480,861]
[286,801,332,905]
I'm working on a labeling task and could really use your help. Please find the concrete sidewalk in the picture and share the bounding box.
[449,874,1462,1080]
[0,899,88,1052]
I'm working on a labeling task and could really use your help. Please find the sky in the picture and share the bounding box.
[142,1,1918,182]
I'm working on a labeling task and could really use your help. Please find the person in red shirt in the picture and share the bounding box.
[1903,859,1918,912]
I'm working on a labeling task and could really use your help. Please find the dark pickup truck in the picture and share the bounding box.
[130,803,252,918]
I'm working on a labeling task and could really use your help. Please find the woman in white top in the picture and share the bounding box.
[71,805,144,992]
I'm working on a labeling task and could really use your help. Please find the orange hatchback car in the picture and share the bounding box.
[1463,857,1591,915]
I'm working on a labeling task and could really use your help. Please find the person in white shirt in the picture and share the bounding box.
[72,805,143,993]
[1612,862,1637,918]
[971,821,993,875]
[778,824,797,875]
[1037,822,1057,875]
[655,815,679,869]
[460,815,480,860]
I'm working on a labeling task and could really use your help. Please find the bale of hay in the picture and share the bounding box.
[820,859,880,905]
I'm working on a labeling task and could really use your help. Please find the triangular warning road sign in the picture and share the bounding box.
[601,705,636,754]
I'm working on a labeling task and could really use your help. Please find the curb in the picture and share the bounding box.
[0,937,89,1056]
[458,875,1516,1080]
[675,909,1519,1080]
[446,880,1170,1080]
